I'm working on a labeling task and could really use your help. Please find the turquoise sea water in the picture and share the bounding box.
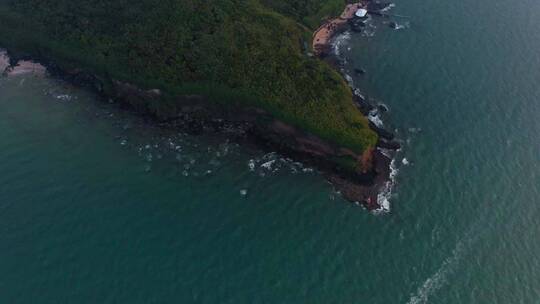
[1,0,540,302]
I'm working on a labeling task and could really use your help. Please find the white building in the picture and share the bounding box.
[355,8,368,18]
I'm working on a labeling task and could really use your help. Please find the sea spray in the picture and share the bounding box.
[331,31,352,57]
[374,154,398,214]
[368,108,385,127]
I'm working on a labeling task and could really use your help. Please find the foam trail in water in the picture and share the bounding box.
[406,209,492,304]
[406,240,465,304]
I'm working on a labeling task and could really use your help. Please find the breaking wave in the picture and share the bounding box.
[247,152,315,176]
[332,31,352,56]
[368,108,385,127]
[373,154,399,214]
[381,3,396,12]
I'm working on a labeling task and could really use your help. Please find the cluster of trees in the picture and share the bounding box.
[0,0,376,155]
[260,0,346,28]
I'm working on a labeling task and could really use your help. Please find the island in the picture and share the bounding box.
[0,0,398,210]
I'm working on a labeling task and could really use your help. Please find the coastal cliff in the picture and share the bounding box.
[0,0,396,209]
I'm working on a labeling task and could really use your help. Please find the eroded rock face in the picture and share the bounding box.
[7,60,47,76]
[0,50,9,73]
[0,51,47,77]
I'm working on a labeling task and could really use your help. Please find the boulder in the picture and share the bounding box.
[368,121,395,140]
[354,68,366,75]
[377,139,401,150]
[377,103,389,112]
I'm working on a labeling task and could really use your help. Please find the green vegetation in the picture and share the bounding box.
[261,0,346,29]
[0,0,377,157]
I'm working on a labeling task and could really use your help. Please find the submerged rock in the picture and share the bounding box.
[354,68,366,75]
[353,94,374,115]
[377,139,401,150]
[377,104,389,113]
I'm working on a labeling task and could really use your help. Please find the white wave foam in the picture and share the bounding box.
[373,157,398,214]
[402,158,410,165]
[55,94,73,101]
[368,109,384,127]
[248,159,256,171]
[332,31,351,56]
[405,208,495,304]
[381,3,396,12]
[392,21,410,31]
[353,88,365,99]
[376,190,391,213]
[261,160,276,170]
[344,74,354,86]
[379,148,392,159]
[406,240,465,304]
[389,158,398,180]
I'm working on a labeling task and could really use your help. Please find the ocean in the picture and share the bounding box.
[1,0,539,303]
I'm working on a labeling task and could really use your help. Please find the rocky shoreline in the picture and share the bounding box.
[1,13,399,210]
[314,1,401,210]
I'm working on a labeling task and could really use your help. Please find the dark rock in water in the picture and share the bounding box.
[354,19,367,26]
[349,19,367,32]
[368,121,395,141]
[354,68,366,75]
[350,24,364,33]
[389,21,398,29]
[377,139,401,150]
[353,94,374,115]
[367,1,393,12]
[377,104,389,112]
